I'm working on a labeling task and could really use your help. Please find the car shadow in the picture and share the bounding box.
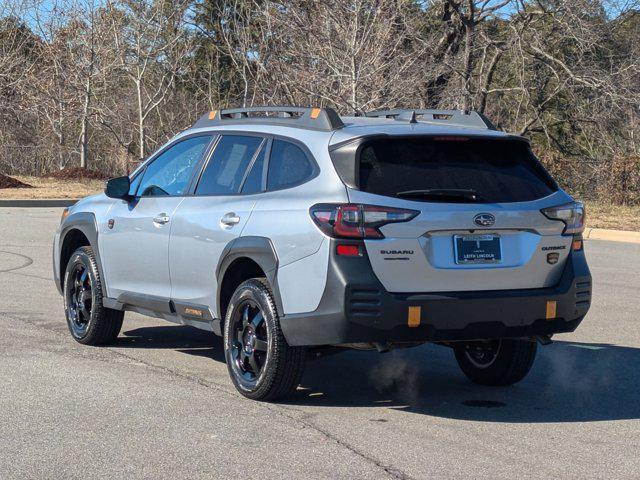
[117,325,226,362]
[291,340,640,423]
[117,326,640,423]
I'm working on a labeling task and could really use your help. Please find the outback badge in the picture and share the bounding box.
[547,252,560,265]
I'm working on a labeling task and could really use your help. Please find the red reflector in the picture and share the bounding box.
[336,245,361,256]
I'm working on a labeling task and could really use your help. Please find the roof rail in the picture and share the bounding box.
[365,109,496,130]
[192,106,345,132]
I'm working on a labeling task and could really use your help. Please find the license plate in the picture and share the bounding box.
[454,234,502,264]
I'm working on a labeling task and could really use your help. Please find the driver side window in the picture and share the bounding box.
[137,135,212,197]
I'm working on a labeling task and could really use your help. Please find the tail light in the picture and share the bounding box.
[310,203,419,239]
[541,201,585,235]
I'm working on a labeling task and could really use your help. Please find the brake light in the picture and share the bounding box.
[541,201,585,235]
[310,204,419,239]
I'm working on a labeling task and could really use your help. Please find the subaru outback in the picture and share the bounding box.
[53,106,591,400]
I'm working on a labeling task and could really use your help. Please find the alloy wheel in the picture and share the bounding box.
[463,339,501,369]
[229,300,269,385]
[66,264,93,337]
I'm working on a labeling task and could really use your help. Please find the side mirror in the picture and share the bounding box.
[105,176,132,200]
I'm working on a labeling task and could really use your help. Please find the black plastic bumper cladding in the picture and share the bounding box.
[280,240,592,346]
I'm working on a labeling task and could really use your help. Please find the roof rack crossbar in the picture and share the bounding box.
[365,109,496,130]
[193,106,345,132]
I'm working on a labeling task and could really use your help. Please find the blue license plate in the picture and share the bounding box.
[454,234,502,264]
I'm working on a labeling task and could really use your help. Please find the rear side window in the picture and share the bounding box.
[196,135,263,195]
[358,138,557,203]
[267,140,314,190]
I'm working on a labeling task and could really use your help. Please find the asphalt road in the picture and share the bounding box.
[1,207,639,479]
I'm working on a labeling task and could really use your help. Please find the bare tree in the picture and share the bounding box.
[26,0,77,170]
[65,0,113,169]
[223,0,426,113]
[0,1,41,172]
[107,0,192,160]
[0,0,637,202]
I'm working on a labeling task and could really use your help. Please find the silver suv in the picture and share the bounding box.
[53,106,592,400]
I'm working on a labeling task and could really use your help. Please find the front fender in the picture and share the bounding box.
[55,212,104,295]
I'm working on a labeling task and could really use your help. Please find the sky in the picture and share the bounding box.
[11,0,638,34]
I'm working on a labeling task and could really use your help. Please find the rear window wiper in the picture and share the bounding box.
[396,189,482,202]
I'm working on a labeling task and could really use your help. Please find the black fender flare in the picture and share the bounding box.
[215,236,284,319]
[57,212,106,295]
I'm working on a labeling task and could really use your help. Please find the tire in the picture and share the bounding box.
[453,338,537,386]
[223,278,305,401]
[63,246,124,345]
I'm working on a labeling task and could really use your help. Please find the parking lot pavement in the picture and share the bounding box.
[1,207,639,479]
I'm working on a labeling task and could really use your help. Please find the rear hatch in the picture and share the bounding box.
[332,135,575,293]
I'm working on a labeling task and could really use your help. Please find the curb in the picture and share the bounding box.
[0,199,78,207]
[584,228,640,244]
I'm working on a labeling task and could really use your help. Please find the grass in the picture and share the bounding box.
[0,175,104,200]
[583,201,640,232]
[1,176,639,231]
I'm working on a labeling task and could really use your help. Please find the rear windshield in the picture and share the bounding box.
[358,137,557,203]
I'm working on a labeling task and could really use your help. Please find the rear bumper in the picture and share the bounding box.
[280,240,592,346]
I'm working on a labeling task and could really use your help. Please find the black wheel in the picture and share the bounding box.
[63,246,124,345]
[453,338,537,386]
[223,278,305,401]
